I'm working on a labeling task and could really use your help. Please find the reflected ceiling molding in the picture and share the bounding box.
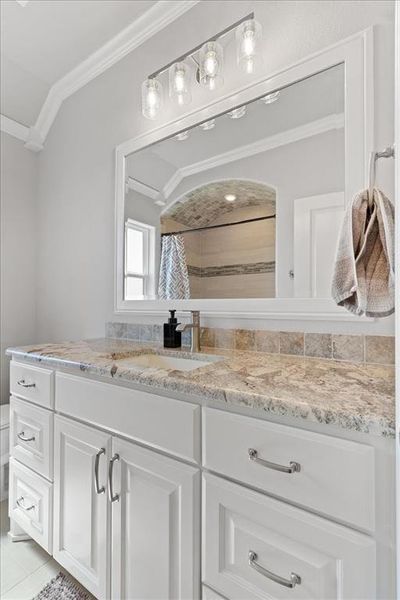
[162,112,344,199]
[22,0,199,152]
[126,176,161,202]
[0,114,29,143]
[163,170,184,199]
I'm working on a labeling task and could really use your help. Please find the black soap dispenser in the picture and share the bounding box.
[163,310,181,348]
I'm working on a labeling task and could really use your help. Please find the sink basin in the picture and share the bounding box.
[115,353,220,372]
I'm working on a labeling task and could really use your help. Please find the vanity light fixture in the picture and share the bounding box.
[199,119,216,131]
[199,41,224,90]
[262,90,280,104]
[224,194,237,202]
[141,78,163,120]
[228,106,247,119]
[169,62,192,106]
[236,18,262,74]
[175,130,190,141]
[141,13,261,120]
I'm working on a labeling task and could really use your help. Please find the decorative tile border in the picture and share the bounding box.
[187,261,275,278]
[105,322,395,366]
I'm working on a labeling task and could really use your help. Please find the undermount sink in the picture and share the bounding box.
[115,353,221,372]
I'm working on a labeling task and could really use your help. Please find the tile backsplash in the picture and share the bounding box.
[105,322,394,366]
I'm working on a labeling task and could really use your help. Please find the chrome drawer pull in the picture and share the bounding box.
[16,496,35,512]
[17,378,36,389]
[94,448,106,495]
[108,453,120,503]
[17,431,36,442]
[248,448,301,474]
[249,551,301,589]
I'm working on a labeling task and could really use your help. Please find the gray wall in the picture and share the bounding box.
[1,132,37,404]
[29,1,394,340]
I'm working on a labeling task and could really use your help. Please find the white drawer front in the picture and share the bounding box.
[202,585,226,600]
[56,373,201,463]
[9,458,53,553]
[203,474,376,600]
[1,426,9,460]
[10,362,54,409]
[10,397,53,480]
[203,408,375,531]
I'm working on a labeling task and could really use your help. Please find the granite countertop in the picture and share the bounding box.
[7,338,395,438]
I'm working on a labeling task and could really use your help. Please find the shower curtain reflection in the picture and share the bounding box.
[158,234,191,299]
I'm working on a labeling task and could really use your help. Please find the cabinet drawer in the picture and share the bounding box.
[10,397,53,480]
[203,474,376,600]
[10,362,54,409]
[9,458,53,553]
[203,408,375,531]
[202,585,226,600]
[56,373,201,463]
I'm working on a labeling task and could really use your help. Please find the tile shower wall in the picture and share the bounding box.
[163,204,276,300]
[105,322,395,366]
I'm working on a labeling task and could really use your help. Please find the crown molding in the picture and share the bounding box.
[24,127,44,152]
[126,176,161,201]
[162,169,184,199]
[160,112,345,201]
[0,114,29,142]
[26,0,199,152]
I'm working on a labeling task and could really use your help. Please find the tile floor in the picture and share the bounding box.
[0,500,92,599]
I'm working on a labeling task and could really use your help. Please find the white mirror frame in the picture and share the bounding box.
[115,28,373,321]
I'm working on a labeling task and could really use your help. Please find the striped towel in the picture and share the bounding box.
[331,188,394,317]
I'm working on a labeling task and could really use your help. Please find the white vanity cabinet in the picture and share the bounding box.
[52,416,200,600]
[53,416,111,599]
[111,438,200,600]
[7,360,395,600]
[203,473,376,600]
[52,388,200,599]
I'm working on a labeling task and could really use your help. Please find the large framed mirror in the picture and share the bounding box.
[115,30,372,320]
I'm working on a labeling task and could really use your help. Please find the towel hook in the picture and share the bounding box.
[368,145,395,207]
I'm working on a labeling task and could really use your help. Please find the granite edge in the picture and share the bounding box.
[6,347,395,439]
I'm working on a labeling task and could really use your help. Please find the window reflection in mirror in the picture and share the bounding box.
[123,63,344,300]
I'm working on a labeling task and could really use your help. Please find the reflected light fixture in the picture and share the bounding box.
[141,78,163,120]
[199,119,216,131]
[225,194,236,202]
[169,62,191,106]
[141,13,262,119]
[262,90,280,104]
[228,106,247,119]
[175,130,190,141]
[236,18,262,74]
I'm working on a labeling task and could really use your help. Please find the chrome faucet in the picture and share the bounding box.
[176,311,201,352]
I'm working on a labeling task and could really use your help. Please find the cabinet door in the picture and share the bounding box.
[111,438,200,600]
[53,415,111,599]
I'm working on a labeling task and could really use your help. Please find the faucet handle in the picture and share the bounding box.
[180,310,200,325]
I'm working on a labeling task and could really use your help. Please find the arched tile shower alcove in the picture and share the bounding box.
[160,179,276,299]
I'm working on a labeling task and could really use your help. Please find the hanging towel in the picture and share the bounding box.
[331,188,394,317]
[158,234,191,300]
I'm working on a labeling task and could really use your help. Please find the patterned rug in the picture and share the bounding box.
[33,572,91,599]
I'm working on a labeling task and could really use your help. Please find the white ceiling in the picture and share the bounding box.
[0,0,158,126]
